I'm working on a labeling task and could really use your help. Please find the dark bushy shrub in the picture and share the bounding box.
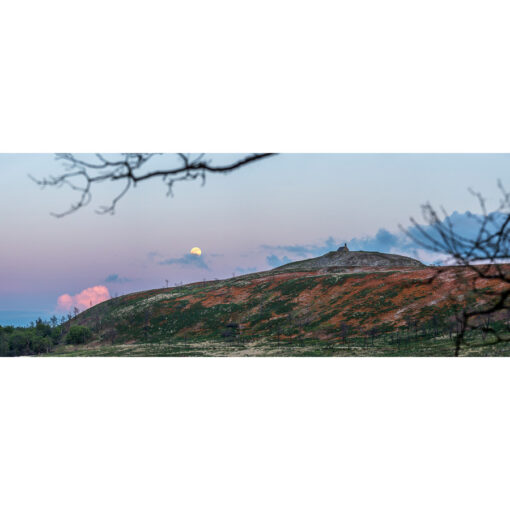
[66,325,93,345]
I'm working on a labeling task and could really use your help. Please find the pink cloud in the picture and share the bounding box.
[57,285,110,312]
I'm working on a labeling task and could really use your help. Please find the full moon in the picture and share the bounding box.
[190,247,202,256]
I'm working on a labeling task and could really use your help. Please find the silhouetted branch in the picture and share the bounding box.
[31,153,276,216]
[406,181,510,355]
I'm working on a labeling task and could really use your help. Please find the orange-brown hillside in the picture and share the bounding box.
[75,262,509,348]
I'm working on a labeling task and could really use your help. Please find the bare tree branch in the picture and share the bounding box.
[406,182,510,355]
[31,153,276,216]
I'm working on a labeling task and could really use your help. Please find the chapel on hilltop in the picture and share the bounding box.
[337,243,349,253]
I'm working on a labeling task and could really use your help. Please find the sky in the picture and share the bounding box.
[1,153,509,325]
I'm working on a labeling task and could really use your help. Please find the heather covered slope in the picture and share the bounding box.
[48,262,510,357]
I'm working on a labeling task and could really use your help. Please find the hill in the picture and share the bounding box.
[273,247,424,271]
[47,250,510,356]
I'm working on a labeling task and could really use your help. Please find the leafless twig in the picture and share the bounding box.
[31,153,276,216]
[405,181,510,355]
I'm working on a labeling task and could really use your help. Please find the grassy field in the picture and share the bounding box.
[44,331,510,357]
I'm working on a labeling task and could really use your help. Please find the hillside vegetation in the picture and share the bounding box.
[42,263,510,357]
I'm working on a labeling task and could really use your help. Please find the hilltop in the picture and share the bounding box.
[272,245,424,272]
[45,248,510,356]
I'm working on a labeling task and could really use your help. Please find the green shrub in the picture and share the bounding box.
[0,339,9,356]
[30,335,53,354]
[50,326,63,341]
[66,325,93,345]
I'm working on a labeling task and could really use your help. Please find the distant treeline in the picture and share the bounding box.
[0,317,92,357]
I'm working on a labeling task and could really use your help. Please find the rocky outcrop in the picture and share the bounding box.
[273,249,425,271]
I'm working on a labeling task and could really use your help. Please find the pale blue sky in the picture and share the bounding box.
[1,154,508,325]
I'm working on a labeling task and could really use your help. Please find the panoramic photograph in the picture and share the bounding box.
[4,2,508,509]
[1,153,509,357]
